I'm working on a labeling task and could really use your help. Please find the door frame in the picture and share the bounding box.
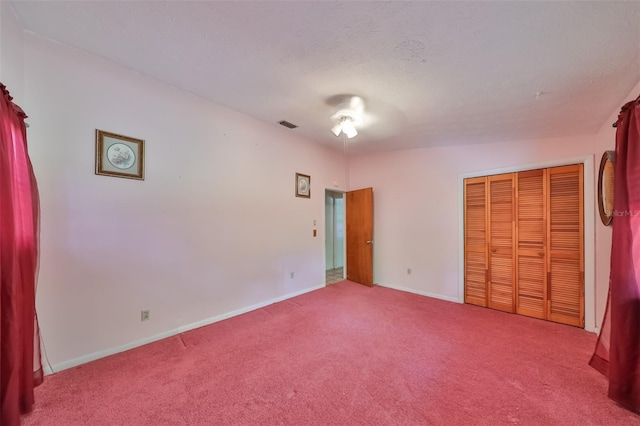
[325,188,346,283]
[458,155,596,332]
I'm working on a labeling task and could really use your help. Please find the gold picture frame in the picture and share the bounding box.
[296,173,310,198]
[597,150,615,226]
[95,129,145,180]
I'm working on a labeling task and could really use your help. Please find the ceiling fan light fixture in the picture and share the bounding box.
[331,122,343,137]
[331,111,364,127]
[329,98,365,139]
[341,119,358,138]
[345,128,358,139]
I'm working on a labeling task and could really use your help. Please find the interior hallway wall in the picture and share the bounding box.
[325,191,344,270]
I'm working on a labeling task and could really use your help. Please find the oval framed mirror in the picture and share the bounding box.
[597,150,615,226]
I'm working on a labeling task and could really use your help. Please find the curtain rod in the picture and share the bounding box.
[612,95,640,127]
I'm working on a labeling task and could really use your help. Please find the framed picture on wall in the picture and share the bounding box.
[95,129,145,180]
[296,173,311,198]
[597,150,615,226]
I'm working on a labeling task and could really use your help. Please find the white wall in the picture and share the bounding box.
[23,33,347,371]
[10,12,639,369]
[0,2,24,101]
[349,79,640,332]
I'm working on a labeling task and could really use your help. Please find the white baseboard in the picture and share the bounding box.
[376,282,462,304]
[45,284,325,375]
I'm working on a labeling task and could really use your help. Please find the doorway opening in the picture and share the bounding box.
[325,190,345,285]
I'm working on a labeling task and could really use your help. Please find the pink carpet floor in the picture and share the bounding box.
[23,281,640,425]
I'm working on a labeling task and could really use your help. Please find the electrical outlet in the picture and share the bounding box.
[290,272,294,279]
[141,310,150,321]
[407,268,412,275]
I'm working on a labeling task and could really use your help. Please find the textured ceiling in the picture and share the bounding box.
[9,1,640,153]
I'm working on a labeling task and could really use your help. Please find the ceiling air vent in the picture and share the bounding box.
[279,120,298,129]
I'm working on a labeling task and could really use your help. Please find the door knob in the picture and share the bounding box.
[366,240,373,244]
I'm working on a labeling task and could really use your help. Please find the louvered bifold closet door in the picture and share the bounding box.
[464,177,488,307]
[547,164,584,327]
[515,169,547,319]
[488,174,515,313]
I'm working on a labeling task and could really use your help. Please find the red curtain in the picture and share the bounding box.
[590,97,640,413]
[0,83,43,425]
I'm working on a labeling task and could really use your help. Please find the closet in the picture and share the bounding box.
[463,164,584,328]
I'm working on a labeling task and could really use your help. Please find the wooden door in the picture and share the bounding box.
[515,169,547,319]
[488,173,515,313]
[346,187,373,287]
[464,177,488,307]
[547,164,584,327]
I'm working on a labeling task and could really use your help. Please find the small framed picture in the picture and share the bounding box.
[95,129,145,180]
[296,173,311,198]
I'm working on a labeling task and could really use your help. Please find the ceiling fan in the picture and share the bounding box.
[330,96,365,139]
